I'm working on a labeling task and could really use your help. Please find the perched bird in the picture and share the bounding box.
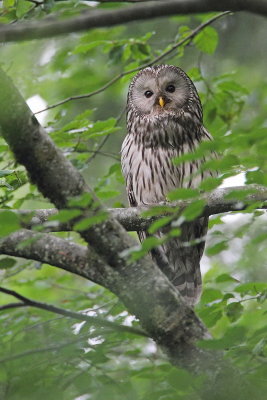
[121,64,215,306]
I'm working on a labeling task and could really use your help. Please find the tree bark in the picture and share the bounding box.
[0,0,266,43]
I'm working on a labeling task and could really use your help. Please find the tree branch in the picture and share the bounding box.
[9,185,267,232]
[0,228,127,290]
[0,0,266,43]
[0,335,92,364]
[0,286,148,337]
[0,302,28,312]
[111,185,267,231]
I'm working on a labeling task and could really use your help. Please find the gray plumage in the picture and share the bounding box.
[121,64,215,306]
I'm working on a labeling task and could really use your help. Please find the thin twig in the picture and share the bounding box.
[0,335,91,364]
[0,286,148,337]
[86,135,112,164]
[0,302,29,312]
[86,106,125,164]
[35,11,231,114]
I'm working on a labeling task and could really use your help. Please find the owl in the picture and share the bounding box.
[121,64,215,306]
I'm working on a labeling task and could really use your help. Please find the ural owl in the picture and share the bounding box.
[121,64,214,306]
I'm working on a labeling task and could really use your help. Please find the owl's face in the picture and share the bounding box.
[128,65,194,116]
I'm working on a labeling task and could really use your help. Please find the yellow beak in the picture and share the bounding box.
[158,96,165,108]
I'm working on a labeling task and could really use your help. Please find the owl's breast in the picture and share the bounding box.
[122,112,213,205]
[122,135,182,204]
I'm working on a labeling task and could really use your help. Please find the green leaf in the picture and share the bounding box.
[217,80,249,95]
[198,302,223,328]
[148,216,173,234]
[168,227,181,238]
[142,205,175,217]
[208,216,224,228]
[199,176,223,191]
[206,240,228,256]
[252,338,266,356]
[216,274,238,283]
[251,233,267,245]
[96,190,120,200]
[198,326,247,350]
[0,211,20,237]
[235,282,267,295]
[0,170,14,177]
[4,0,15,8]
[49,209,81,223]
[201,288,223,304]
[225,302,244,322]
[167,188,199,201]
[73,212,108,231]
[121,236,164,262]
[73,40,109,54]
[0,257,16,269]
[194,26,219,54]
[141,236,162,252]
[68,193,93,208]
[87,118,119,139]
[16,0,32,18]
[246,170,267,185]
[182,200,205,221]
[188,67,203,82]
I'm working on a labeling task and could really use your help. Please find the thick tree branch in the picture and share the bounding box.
[0,0,266,43]
[0,229,100,279]
[0,286,148,337]
[0,69,86,208]
[0,229,126,290]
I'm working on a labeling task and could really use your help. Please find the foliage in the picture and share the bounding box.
[0,2,267,400]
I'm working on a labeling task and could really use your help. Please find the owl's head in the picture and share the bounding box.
[127,64,201,119]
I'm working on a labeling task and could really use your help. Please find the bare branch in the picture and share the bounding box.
[0,286,148,337]
[36,11,230,113]
[9,185,267,232]
[111,185,267,231]
[0,0,266,43]
[0,302,28,312]
[0,334,93,364]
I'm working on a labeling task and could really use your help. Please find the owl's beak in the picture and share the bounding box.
[158,96,165,108]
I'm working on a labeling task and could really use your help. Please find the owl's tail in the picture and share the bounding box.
[171,257,202,306]
[139,218,207,306]
[151,241,202,306]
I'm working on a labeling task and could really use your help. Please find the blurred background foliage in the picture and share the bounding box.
[0,2,267,399]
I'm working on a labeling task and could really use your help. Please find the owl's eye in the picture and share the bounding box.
[166,84,175,93]
[144,90,153,98]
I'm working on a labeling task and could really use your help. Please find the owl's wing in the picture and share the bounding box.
[125,173,137,207]
[125,173,148,243]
